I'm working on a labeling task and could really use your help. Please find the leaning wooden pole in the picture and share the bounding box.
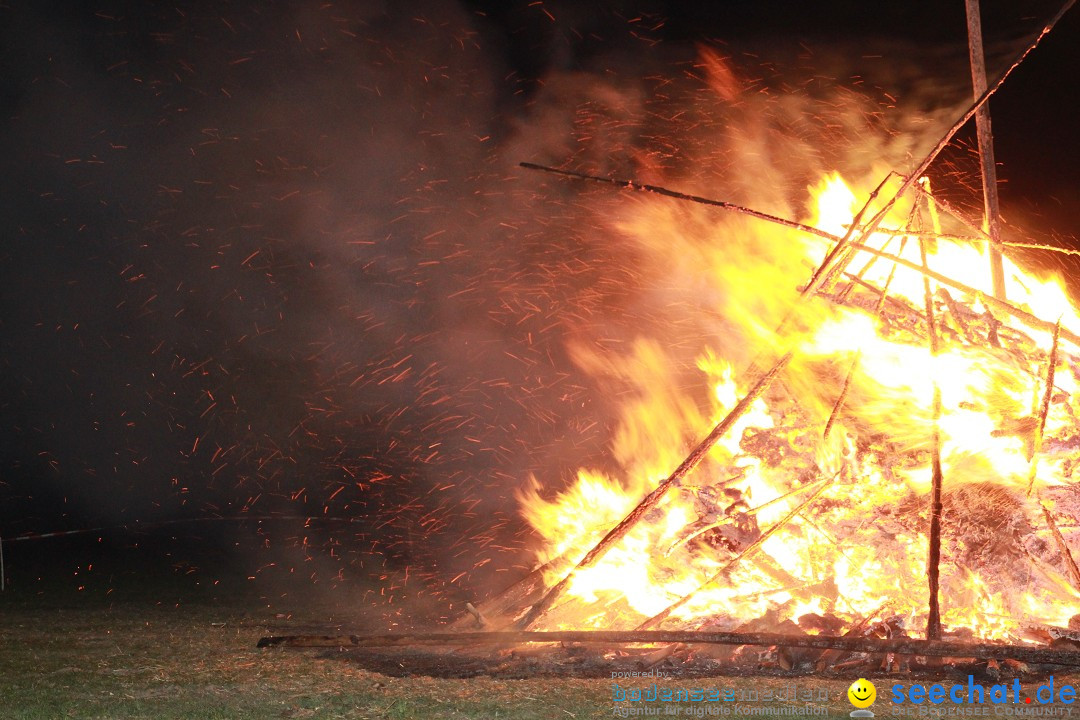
[514,352,793,630]
[965,0,1007,300]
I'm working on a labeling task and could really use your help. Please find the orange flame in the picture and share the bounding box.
[519,168,1080,639]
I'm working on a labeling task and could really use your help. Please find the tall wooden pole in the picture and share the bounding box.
[965,0,1007,301]
[918,196,944,642]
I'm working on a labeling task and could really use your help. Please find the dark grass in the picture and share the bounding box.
[2,533,1076,719]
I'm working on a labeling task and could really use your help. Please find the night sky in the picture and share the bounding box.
[2,0,1078,600]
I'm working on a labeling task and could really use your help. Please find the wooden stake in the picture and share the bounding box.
[465,603,488,628]
[818,0,1078,292]
[925,403,945,643]
[515,352,793,630]
[919,219,945,643]
[854,227,980,243]
[965,0,1007,301]
[1027,320,1061,496]
[1002,242,1080,257]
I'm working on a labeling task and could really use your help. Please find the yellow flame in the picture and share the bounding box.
[519,170,1080,639]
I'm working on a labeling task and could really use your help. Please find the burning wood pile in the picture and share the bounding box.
[259,3,1080,680]
[457,24,1080,680]
[369,204,1080,676]
[504,168,1080,646]
[263,152,1080,680]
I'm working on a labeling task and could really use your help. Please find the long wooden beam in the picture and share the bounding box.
[257,629,1080,666]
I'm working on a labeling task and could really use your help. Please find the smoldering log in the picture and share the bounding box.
[256,629,1080,666]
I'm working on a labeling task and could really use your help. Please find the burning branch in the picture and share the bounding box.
[464,602,488,629]
[515,352,794,630]
[1002,242,1080,257]
[825,215,914,439]
[452,553,570,629]
[805,172,896,296]
[518,162,836,242]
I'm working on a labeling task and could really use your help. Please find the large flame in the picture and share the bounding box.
[519,168,1080,640]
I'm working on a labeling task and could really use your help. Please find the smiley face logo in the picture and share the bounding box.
[848,678,876,709]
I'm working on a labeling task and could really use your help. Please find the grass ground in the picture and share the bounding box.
[0,589,867,720]
[2,535,1077,719]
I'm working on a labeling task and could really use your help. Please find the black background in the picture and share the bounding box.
[1,0,1078,606]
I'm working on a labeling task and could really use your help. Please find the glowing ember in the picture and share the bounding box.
[519,168,1080,640]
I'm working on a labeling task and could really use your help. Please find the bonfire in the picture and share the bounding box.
[261,1,1080,676]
